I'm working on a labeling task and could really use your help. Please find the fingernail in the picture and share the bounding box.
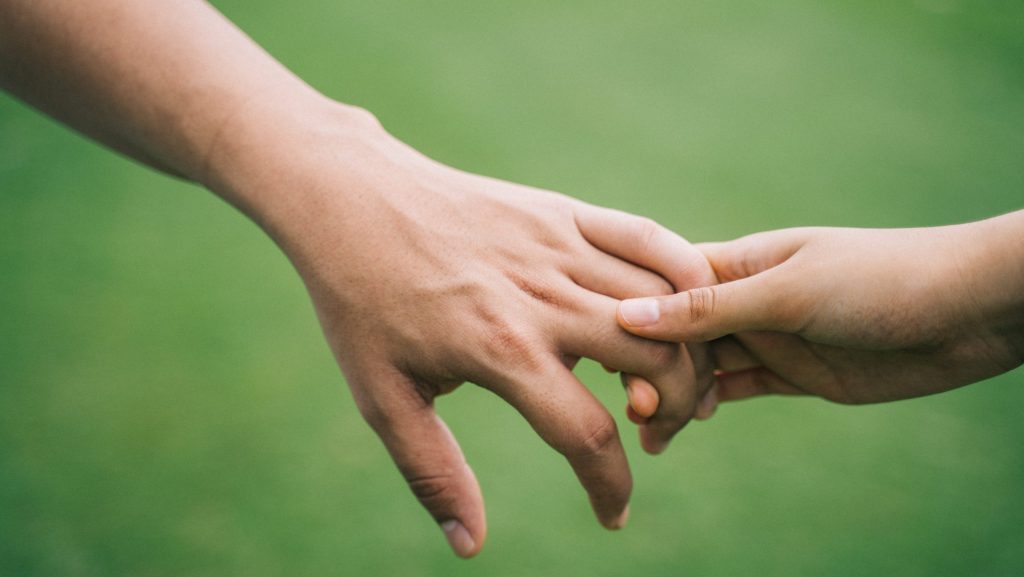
[611,504,631,530]
[695,387,718,421]
[441,519,476,558]
[620,299,660,327]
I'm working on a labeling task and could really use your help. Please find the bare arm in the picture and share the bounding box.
[0,0,321,181]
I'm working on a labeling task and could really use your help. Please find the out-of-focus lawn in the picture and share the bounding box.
[2,1,1022,575]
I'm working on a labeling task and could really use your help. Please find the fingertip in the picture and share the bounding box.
[639,426,669,455]
[626,379,660,418]
[694,386,719,421]
[595,501,631,531]
[441,519,481,558]
[606,503,630,531]
[617,296,689,343]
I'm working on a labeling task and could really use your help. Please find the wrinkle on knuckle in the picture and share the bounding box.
[538,222,574,254]
[406,472,458,515]
[476,314,544,374]
[644,341,680,373]
[567,416,619,459]
[687,286,717,326]
[632,217,662,256]
[504,270,564,308]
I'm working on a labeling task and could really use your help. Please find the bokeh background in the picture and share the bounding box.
[2,1,1023,575]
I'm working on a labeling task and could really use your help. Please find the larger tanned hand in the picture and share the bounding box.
[217,107,715,557]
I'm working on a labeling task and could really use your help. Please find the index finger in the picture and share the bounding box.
[573,203,716,290]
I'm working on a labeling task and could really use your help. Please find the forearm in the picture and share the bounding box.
[964,209,1024,365]
[0,0,360,187]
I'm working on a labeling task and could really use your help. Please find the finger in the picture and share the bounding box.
[560,290,707,454]
[562,354,581,370]
[624,372,684,454]
[571,202,710,428]
[609,367,665,423]
[626,403,648,425]
[715,367,806,403]
[710,336,761,373]
[693,385,718,420]
[570,242,675,300]
[696,228,810,282]
[348,367,486,558]
[617,270,799,343]
[622,372,659,418]
[573,203,716,291]
[485,358,632,530]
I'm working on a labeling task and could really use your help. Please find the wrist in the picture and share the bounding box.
[199,89,399,246]
[958,211,1024,367]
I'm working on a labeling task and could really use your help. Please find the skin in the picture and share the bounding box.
[0,0,718,558]
[618,211,1024,413]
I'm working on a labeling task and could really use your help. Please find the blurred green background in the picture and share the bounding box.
[2,1,1023,575]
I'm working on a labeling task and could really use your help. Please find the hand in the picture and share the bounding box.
[210,99,716,556]
[0,0,717,556]
[617,214,1024,412]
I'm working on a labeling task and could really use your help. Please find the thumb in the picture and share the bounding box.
[349,369,486,558]
[617,273,790,342]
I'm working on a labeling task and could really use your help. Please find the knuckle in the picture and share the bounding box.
[644,341,680,372]
[505,270,564,308]
[686,286,718,326]
[569,416,620,458]
[632,217,662,255]
[406,472,458,516]
[477,314,544,373]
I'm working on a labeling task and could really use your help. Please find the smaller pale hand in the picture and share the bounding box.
[617,212,1024,412]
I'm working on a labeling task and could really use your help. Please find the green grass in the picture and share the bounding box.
[2,1,1022,575]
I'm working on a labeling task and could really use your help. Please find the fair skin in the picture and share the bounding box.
[618,211,1024,412]
[0,0,718,557]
